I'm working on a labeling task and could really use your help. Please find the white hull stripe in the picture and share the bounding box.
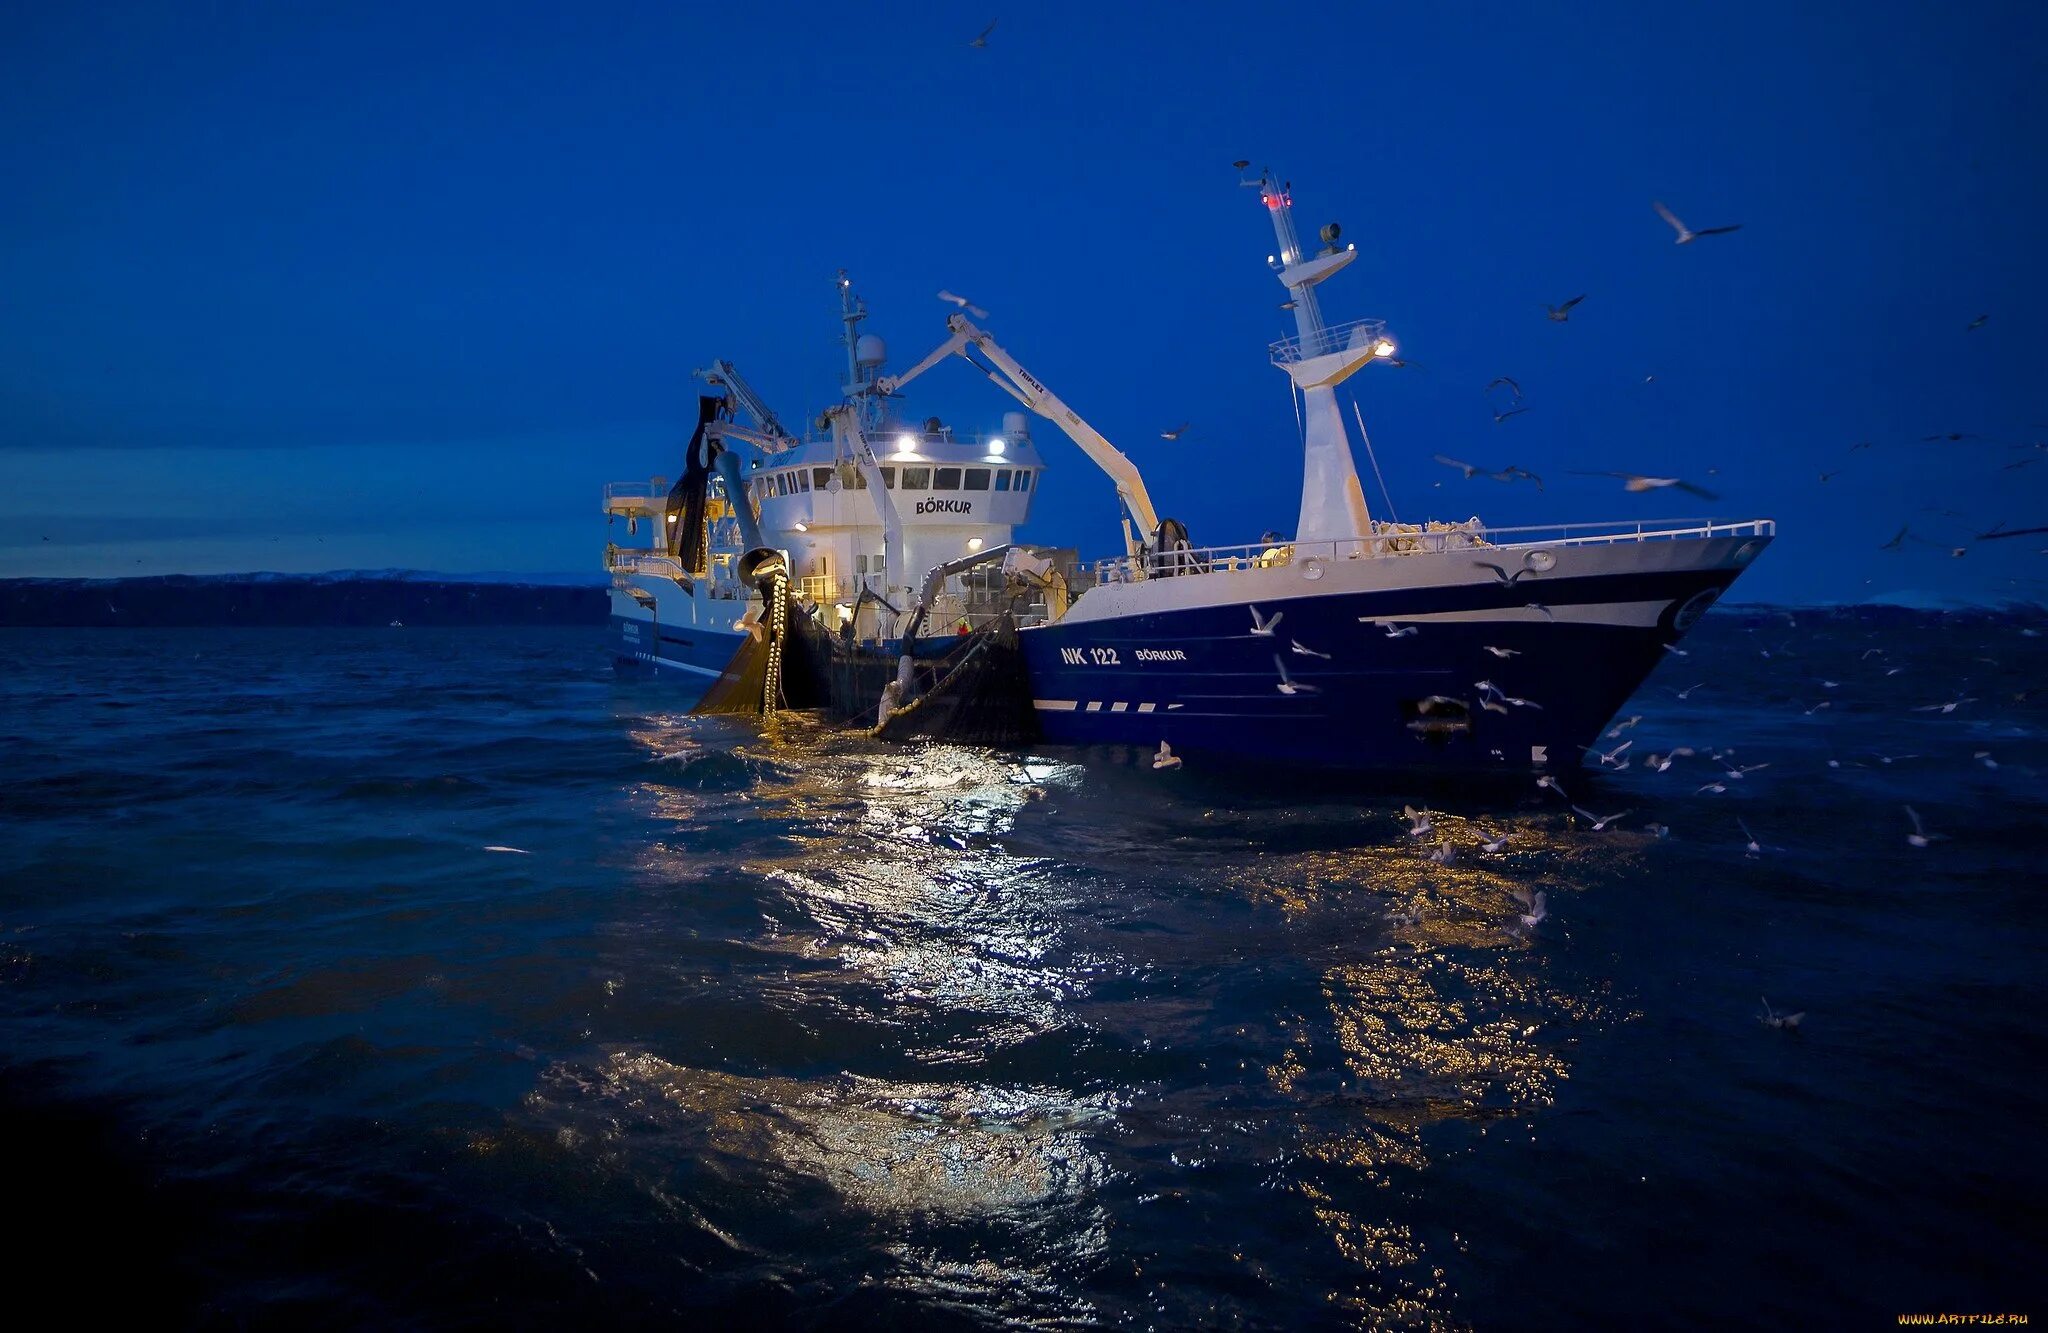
[1033,699,1079,711]
[1368,599,1672,629]
[645,652,724,678]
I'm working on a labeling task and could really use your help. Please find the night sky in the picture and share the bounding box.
[4,2,2044,605]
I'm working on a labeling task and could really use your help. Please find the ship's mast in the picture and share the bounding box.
[1241,165,1394,547]
[837,271,885,433]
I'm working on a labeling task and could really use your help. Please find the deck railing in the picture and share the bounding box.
[1085,517,1775,585]
[1268,316,1388,366]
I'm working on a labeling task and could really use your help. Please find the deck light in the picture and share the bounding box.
[987,437,1007,456]
[793,522,808,532]
[967,538,983,552]
[1372,338,1397,359]
[893,432,919,459]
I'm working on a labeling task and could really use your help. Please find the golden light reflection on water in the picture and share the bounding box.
[590,711,1635,1324]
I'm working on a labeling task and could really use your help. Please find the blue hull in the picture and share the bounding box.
[610,614,745,681]
[1015,567,1734,771]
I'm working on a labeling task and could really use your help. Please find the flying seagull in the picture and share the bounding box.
[1486,376,1523,397]
[1653,199,1743,244]
[969,18,997,47]
[1880,525,1909,551]
[1493,405,1529,424]
[1573,804,1630,830]
[1966,313,1988,331]
[1273,654,1319,695]
[1474,560,1535,586]
[1248,605,1282,636]
[1160,422,1191,441]
[1546,295,1585,322]
[1571,470,1720,501]
[1289,639,1331,660]
[1758,998,1804,1031]
[937,289,988,318]
[1152,740,1182,771]
[1433,454,1491,479]
[1904,805,1947,848]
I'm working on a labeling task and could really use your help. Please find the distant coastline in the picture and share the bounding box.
[0,572,607,627]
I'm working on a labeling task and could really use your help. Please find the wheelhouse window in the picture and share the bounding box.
[963,468,991,491]
[994,470,1013,491]
[879,466,895,488]
[813,467,834,489]
[901,466,932,490]
[1015,470,1033,491]
[933,467,961,490]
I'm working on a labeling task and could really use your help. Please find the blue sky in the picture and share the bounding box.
[3,1,2044,604]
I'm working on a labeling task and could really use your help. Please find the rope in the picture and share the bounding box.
[762,570,788,716]
[1352,396,1399,525]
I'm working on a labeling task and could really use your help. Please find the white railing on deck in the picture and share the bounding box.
[1269,316,1387,366]
[1085,518,1775,585]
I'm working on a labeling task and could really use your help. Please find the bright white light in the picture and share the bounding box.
[1347,242,1356,251]
[987,437,1007,456]
[1372,338,1397,359]
[835,602,854,623]
[792,521,808,532]
[666,513,677,523]
[967,537,983,552]
[893,432,919,459]
[1267,254,1276,264]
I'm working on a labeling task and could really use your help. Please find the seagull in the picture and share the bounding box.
[1273,654,1319,695]
[1653,199,1743,244]
[1570,470,1720,501]
[1289,639,1331,659]
[1152,740,1182,771]
[1573,805,1631,831]
[1738,817,1764,854]
[937,289,988,318]
[1974,750,1998,770]
[1480,698,1509,715]
[1546,295,1585,322]
[1904,805,1948,847]
[1433,454,1492,480]
[1536,774,1568,800]
[1416,695,1464,714]
[1592,740,1633,768]
[1662,643,1690,656]
[968,18,997,47]
[1803,700,1831,715]
[1677,682,1706,699]
[1493,405,1529,424]
[1160,422,1191,441]
[1758,998,1805,1031]
[1966,313,1988,331]
[1912,696,1977,715]
[1696,781,1728,794]
[1722,763,1770,780]
[1483,645,1522,658]
[1475,560,1535,586]
[1497,465,1545,489]
[1369,619,1419,638]
[1881,525,1909,550]
[1479,831,1512,853]
[1607,715,1643,737]
[483,845,532,855]
[1515,889,1549,928]
[1428,837,1458,864]
[1403,804,1434,837]
[1486,376,1523,397]
[1501,694,1544,710]
[1248,605,1283,636]
[1819,469,1843,483]
[1524,602,1556,621]
[1645,823,1672,839]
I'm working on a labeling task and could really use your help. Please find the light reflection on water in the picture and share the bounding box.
[519,706,1630,1327]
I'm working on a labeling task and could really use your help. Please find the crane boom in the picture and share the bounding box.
[877,314,1161,551]
[694,359,793,447]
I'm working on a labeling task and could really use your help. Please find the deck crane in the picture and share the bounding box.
[875,313,1164,562]
[694,359,794,450]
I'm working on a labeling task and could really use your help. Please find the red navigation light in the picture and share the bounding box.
[1264,192,1284,211]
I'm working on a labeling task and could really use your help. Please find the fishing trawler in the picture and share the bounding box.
[605,168,1773,771]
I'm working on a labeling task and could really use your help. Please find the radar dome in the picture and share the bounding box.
[854,333,887,367]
